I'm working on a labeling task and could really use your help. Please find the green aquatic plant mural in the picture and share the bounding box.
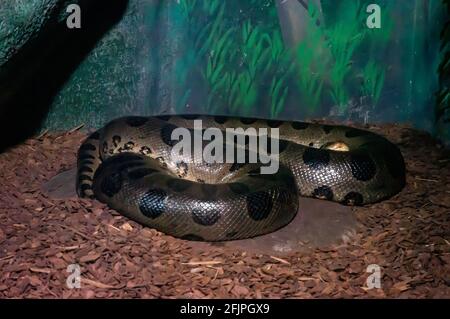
[295,0,392,116]
[294,2,327,114]
[177,0,292,117]
[326,1,366,113]
[174,0,395,120]
[1,0,446,141]
[361,61,386,109]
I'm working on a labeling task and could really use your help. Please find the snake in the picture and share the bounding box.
[76,115,405,241]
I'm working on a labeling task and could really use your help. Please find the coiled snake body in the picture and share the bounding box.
[76,115,405,241]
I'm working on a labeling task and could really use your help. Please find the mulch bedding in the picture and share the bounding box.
[0,123,448,299]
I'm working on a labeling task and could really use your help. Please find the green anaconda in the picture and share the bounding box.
[76,115,405,241]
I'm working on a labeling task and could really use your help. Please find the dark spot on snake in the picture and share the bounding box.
[78,153,95,161]
[350,153,376,181]
[161,124,179,147]
[168,179,191,192]
[80,143,96,152]
[100,172,123,197]
[267,120,283,128]
[176,161,188,178]
[89,131,100,140]
[342,192,364,206]
[345,129,369,138]
[303,148,330,170]
[112,135,121,147]
[201,184,218,197]
[192,208,221,226]
[181,114,200,120]
[197,179,205,184]
[312,186,334,200]
[229,163,246,172]
[125,116,148,127]
[79,185,94,199]
[140,146,152,155]
[177,161,188,169]
[214,116,228,124]
[292,122,309,130]
[240,117,258,125]
[309,142,314,147]
[156,157,168,169]
[78,174,93,182]
[246,191,273,221]
[80,184,92,192]
[226,231,238,239]
[128,168,158,180]
[138,189,167,219]
[79,166,94,174]
[229,183,250,195]
[124,141,135,150]
[323,126,333,134]
[181,234,204,241]
[156,115,171,121]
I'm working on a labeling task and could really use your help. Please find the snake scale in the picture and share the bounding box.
[76,115,405,241]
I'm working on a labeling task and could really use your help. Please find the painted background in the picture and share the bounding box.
[1,1,448,141]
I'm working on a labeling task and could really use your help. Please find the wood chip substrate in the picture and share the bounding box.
[0,124,449,298]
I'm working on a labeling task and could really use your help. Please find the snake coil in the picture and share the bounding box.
[76,115,405,241]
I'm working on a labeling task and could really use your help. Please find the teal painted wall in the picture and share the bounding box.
[1,1,448,141]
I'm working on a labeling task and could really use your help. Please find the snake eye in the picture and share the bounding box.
[322,142,350,152]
